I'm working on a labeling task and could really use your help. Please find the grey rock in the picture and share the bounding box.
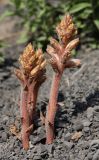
[90,140,99,146]
[2,116,9,124]
[38,144,47,155]
[63,141,74,149]
[30,132,45,145]
[33,155,41,160]
[94,106,99,112]
[1,132,8,142]
[94,115,99,122]
[58,129,63,138]
[69,154,75,160]
[73,122,83,131]
[37,126,45,134]
[87,152,93,160]
[93,150,99,160]
[53,152,59,159]
[94,106,99,122]
[56,121,66,128]
[14,148,20,154]
[87,107,94,121]
[56,145,62,150]
[46,144,54,154]
[84,127,90,132]
[82,119,91,127]
[64,132,71,141]
[9,143,14,151]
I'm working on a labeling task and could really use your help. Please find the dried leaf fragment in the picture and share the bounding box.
[10,125,21,140]
[71,131,82,141]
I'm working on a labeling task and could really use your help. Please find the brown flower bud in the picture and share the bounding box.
[14,69,24,82]
[66,38,79,51]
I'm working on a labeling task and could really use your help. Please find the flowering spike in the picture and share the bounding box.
[56,14,77,45]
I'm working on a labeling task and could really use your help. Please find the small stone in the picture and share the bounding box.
[64,132,71,141]
[73,122,83,131]
[1,132,8,142]
[90,140,99,146]
[33,155,41,160]
[58,129,63,138]
[29,141,34,149]
[9,143,14,151]
[94,106,99,112]
[37,126,45,135]
[94,106,99,122]
[87,107,94,121]
[2,116,9,124]
[93,150,99,160]
[84,127,90,132]
[46,144,54,154]
[14,148,20,154]
[63,141,73,149]
[30,132,45,145]
[82,119,91,127]
[56,121,66,128]
[94,115,99,122]
[87,153,93,160]
[56,145,62,149]
[69,154,75,160]
[38,144,47,155]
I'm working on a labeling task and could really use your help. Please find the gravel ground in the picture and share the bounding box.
[0,45,99,160]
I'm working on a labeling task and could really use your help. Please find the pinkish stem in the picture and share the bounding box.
[46,72,62,144]
[28,83,39,123]
[20,86,30,150]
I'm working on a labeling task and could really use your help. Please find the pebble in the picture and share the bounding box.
[63,141,74,149]
[46,144,54,154]
[84,127,90,132]
[87,107,94,121]
[64,132,71,141]
[82,119,91,127]
[56,121,66,128]
[73,122,83,131]
[2,116,9,124]
[37,143,47,155]
[33,155,41,160]
[58,129,63,138]
[94,106,99,112]
[94,106,99,122]
[30,132,45,145]
[1,132,8,142]
[90,140,99,146]
[93,150,99,160]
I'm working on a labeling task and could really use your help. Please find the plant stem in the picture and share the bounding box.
[20,86,30,150]
[46,72,62,144]
[28,83,39,123]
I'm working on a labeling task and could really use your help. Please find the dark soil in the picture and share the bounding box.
[0,44,99,160]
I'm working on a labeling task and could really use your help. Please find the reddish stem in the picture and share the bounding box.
[20,86,30,150]
[28,83,39,123]
[46,72,62,144]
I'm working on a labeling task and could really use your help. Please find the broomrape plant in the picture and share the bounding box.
[14,44,46,150]
[45,14,81,144]
[15,14,81,149]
